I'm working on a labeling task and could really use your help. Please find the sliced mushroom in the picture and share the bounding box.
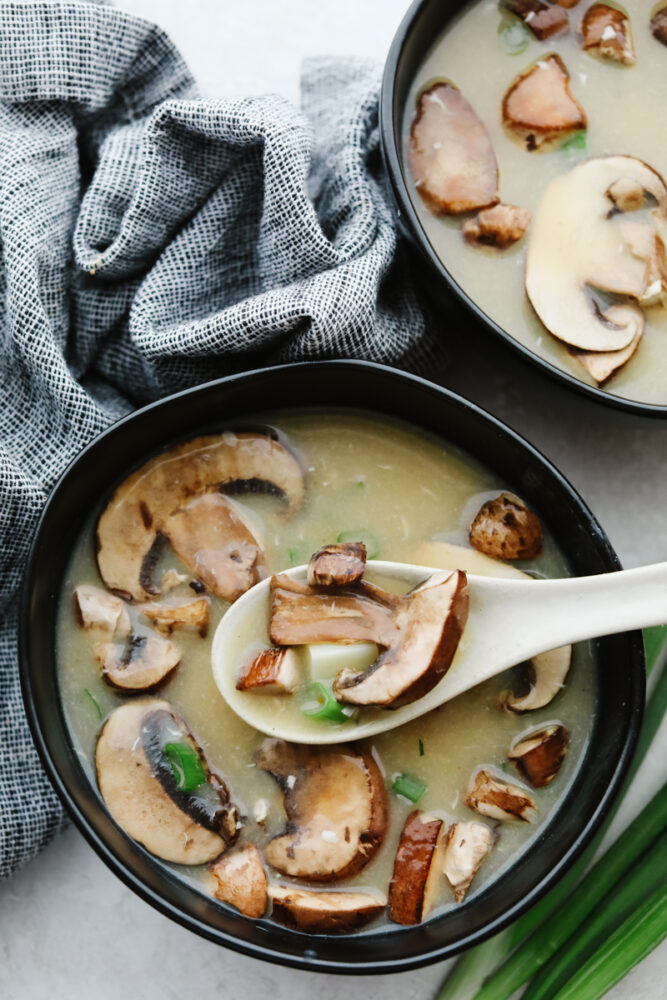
[526,156,667,352]
[509,723,569,786]
[94,631,181,691]
[443,821,496,903]
[462,204,531,250]
[236,647,301,695]
[582,4,635,64]
[209,844,267,918]
[503,643,572,711]
[257,739,388,881]
[74,584,131,640]
[503,0,569,40]
[96,432,304,603]
[96,700,236,864]
[388,811,447,925]
[555,0,580,7]
[409,82,499,214]
[136,595,210,636]
[571,303,644,384]
[333,571,469,708]
[269,886,386,934]
[502,55,586,151]
[307,542,367,588]
[607,177,647,213]
[652,6,667,45]
[466,769,537,822]
[469,493,542,561]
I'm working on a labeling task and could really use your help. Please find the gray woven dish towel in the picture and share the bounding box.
[0,1,447,879]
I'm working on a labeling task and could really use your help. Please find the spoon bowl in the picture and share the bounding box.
[212,558,667,744]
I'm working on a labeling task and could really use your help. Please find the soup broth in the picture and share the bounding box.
[402,0,667,405]
[57,410,595,931]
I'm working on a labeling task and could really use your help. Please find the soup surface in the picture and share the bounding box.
[57,410,595,932]
[402,0,667,405]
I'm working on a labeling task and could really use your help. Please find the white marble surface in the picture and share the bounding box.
[2,0,666,997]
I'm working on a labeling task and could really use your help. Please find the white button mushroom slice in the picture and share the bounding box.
[95,432,304,602]
[443,821,496,903]
[652,7,667,46]
[136,595,210,636]
[257,739,388,881]
[469,493,543,561]
[95,700,235,865]
[582,4,635,64]
[209,844,267,918]
[307,541,367,588]
[236,647,301,695]
[93,631,181,692]
[333,570,469,708]
[466,769,537,822]
[503,0,569,40]
[571,304,644,385]
[73,584,131,640]
[388,811,447,925]
[462,204,531,250]
[502,54,586,152]
[408,540,572,710]
[269,886,386,934]
[607,177,646,214]
[408,81,499,215]
[508,723,569,787]
[525,156,667,352]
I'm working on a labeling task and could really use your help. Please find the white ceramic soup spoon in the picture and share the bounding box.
[211,559,667,744]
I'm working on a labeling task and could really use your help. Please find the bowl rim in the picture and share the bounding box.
[19,359,645,973]
[379,0,667,420]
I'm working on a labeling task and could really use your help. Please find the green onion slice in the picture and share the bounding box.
[164,741,206,791]
[561,131,587,153]
[84,688,103,720]
[392,773,427,803]
[418,739,425,757]
[498,17,531,55]
[336,530,379,558]
[300,682,353,723]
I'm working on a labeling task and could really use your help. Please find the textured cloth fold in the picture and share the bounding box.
[0,0,445,879]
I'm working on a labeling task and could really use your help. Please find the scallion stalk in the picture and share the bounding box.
[300,681,352,723]
[164,741,206,791]
[435,625,667,1000]
[392,773,427,803]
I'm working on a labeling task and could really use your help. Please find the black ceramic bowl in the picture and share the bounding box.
[380,0,667,421]
[21,361,644,973]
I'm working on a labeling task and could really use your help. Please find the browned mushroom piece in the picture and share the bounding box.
[94,631,182,692]
[257,739,388,881]
[503,643,572,711]
[509,723,569,786]
[462,204,531,250]
[136,595,210,636]
[269,886,386,934]
[96,699,239,864]
[409,82,499,215]
[502,54,587,151]
[74,584,131,640]
[650,6,667,46]
[389,811,447,925]
[502,0,569,40]
[236,647,301,695]
[555,0,580,7]
[96,432,304,603]
[466,769,537,822]
[469,493,543,560]
[210,844,268,918]
[443,821,496,903]
[269,568,468,708]
[307,541,367,587]
[582,4,635,64]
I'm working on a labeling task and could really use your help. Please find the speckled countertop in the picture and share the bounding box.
[1,1,665,997]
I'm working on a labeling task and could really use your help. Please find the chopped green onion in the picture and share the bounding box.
[498,17,531,55]
[288,543,311,567]
[418,739,425,757]
[300,682,352,723]
[392,773,427,803]
[561,131,587,152]
[164,741,206,791]
[436,625,667,1000]
[336,530,379,558]
[84,689,103,719]
[548,882,667,1000]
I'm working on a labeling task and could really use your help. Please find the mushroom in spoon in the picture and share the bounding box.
[212,555,667,745]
